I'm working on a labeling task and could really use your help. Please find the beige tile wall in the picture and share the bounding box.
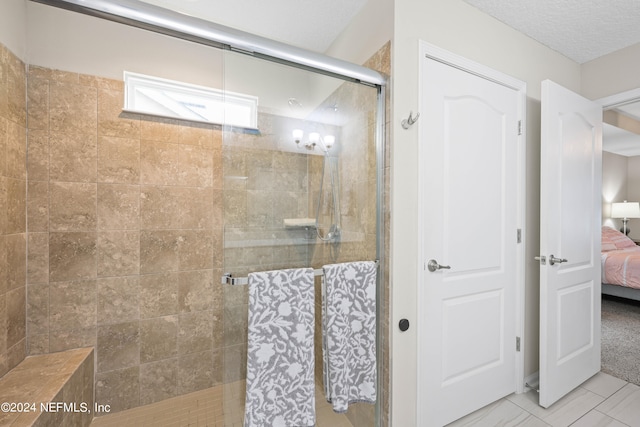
[0,43,27,378]
[25,65,226,413]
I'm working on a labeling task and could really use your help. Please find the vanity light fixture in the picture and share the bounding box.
[292,129,336,152]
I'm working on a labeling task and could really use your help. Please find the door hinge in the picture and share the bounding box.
[516,337,521,352]
[517,120,522,135]
[517,229,522,243]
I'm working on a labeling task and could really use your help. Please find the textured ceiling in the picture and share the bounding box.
[138,0,368,53]
[463,0,640,63]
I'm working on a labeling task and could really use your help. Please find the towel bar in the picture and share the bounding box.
[220,260,379,285]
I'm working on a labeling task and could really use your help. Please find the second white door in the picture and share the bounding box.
[418,43,525,426]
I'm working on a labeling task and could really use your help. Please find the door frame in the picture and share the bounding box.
[416,41,527,424]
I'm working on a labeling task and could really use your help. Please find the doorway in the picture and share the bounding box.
[597,89,640,386]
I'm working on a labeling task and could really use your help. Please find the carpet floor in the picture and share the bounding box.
[601,295,640,386]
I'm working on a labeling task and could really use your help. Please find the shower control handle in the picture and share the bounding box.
[427,259,451,272]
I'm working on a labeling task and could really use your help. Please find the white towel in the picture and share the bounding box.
[244,268,316,427]
[322,261,377,413]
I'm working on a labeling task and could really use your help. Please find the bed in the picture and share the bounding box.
[601,226,640,301]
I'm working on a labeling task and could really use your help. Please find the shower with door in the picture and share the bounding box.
[24,1,386,426]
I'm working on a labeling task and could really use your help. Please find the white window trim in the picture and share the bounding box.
[123,71,259,129]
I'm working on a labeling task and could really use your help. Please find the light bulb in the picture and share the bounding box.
[324,135,335,150]
[309,132,320,143]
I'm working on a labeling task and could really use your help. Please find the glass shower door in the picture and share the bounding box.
[220,49,381,426]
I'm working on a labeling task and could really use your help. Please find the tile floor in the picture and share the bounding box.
[448,372,640,427]
[90,379,353,427]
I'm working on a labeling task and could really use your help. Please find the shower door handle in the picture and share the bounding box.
[427,259,451,272]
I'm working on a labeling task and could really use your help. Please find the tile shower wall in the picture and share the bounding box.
[25,65,226,413]
[22,42,391,424]
[0,43,27,377]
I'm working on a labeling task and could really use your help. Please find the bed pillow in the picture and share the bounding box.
[602,226,636,251]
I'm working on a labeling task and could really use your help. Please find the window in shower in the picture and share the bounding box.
[123,71,258,128]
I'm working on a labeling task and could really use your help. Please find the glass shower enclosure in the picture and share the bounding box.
[220,50,383,427]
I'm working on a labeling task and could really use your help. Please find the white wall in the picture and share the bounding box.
[324,0,393,66]
[626,156,640,240]
[0,0,27,60]
[582,42,640,100]
[602,151,628,230]
[390,1,581,425]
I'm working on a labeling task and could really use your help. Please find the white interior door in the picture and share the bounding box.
[539,79,602,408]
[418,44,526,426]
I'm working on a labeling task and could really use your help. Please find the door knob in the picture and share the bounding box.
[427,259,451,272]
[549,255,568,266]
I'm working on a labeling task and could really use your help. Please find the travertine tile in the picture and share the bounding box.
[139,358,178,405]
[223,344,246,384]
[97,276,140,325]
[26,76,49,131]
[5,233,26,291]
[140,140,181,185]
[97,184,140,230]
[139,316,178,364]
[27,232,48,284]
[28,65,79,85]
[140,117,181,143]
[6,119,26,180]
[178,270,216,313]
[139,186,181,230]
[178,144,213,187]
[97,321,140,373]
[49,327,96,353]
[97,135,140,184]
[177,230,214,271]
[179,122,214,148]
[26,129,49,181]
[6,53,26,127]
[179,187,213,229]
[6,287,26,348]
[95,366,140,413]
[49,280,97,334]
[177,310,213,355]
[6,177,25,233]
[49,232,97,282]
[49,182,97,231]
[140,230,180,274]
[0,178,6,236]
[139,273,179,319]
[0,118,6,177]
[49,132,97,182]
[27,180,49,232]
[49,82,97,136]
[26,283,49,336]
[177,351,214,395]
[27,333,49,355]
[97,231,140,277]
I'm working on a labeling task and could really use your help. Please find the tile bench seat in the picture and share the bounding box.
[0,348,94,427]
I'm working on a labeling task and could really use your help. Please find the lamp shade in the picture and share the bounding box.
[611,201,640,219]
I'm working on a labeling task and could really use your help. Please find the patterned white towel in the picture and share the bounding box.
[244,268,316,427]
[322,261,377,413]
